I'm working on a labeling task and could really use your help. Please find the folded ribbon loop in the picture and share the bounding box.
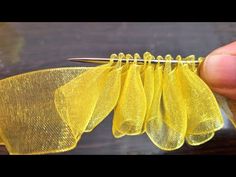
[113,53,147,137]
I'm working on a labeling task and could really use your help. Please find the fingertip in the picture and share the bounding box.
[200,54,236,99]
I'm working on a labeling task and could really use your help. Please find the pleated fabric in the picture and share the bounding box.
[0,52,229,154]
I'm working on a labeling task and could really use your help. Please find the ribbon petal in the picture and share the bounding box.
[85,67,122,132]
[179,64,224,145]
[54,64,112,140]
[113,63,147,137]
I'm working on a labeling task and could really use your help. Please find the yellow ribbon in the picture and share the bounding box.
[0,52,228,154]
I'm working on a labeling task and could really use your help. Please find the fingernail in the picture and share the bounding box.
[201,54,236,88]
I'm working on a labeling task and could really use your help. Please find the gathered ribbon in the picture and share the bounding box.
[0,52,231,154]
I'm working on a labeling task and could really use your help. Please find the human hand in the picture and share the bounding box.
[200,41,236,120]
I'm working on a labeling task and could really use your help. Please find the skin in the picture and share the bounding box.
[200,41,236,121]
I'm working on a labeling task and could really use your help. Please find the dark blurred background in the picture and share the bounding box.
[0,22,236,154]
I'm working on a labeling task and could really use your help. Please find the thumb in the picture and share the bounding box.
[200,41,236,100]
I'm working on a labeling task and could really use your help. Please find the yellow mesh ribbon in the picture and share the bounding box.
[113,53,147,137]
[179,57,223,146]
[0,52,228,154]
[0,68,88,154]
[140,52,155,134]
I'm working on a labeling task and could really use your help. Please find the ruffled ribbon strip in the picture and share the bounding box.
[0,52,234,154]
